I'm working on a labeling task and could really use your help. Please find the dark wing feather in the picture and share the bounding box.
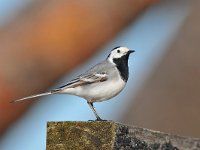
[52,72,108,92]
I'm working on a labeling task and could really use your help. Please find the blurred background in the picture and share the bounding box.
[0,0,199,149]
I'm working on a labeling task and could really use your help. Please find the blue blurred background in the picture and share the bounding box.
[1,0,200,150]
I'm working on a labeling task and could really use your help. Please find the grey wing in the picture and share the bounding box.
[52,72,108,92]
[52,64,109,92]
[51,60,112,92]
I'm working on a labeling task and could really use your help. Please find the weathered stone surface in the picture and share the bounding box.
[47,121,200,150]
[47,121,116,150]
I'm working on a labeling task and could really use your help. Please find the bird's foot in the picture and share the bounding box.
[95,117,107,121]
[88,117,107,122]
[96,119,107,121]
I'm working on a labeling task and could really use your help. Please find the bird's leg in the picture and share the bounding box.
[87,102,103,121]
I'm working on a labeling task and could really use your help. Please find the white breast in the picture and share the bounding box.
[62,69,126,102]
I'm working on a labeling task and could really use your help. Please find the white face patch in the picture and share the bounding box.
[108,47,129,63]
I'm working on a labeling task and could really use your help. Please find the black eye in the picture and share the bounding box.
[117,50,120,53]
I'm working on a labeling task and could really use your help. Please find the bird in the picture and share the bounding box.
[11,46,135,121]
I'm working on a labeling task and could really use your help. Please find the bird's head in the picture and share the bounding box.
[107,46,135,64]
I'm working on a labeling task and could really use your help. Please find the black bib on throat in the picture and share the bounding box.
[113,54,129,82]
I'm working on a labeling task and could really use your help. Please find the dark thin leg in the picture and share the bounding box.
[87,102,102,121]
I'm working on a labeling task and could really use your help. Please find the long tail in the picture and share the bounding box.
[10,91,53,103]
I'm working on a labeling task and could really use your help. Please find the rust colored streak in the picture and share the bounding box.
[0,0,157,135]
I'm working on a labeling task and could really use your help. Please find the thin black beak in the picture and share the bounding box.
[128,50,135,54]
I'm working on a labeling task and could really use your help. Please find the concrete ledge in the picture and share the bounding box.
[46,121,200,150]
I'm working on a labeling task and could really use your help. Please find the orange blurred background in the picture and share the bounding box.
[0,0,155,136]
[1,0,200,149]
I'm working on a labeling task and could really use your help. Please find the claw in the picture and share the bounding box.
[96,117,107,121]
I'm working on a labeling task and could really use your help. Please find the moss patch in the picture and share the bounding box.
[47,121,117,150]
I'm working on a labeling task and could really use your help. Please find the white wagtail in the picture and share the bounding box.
[11,46,135,120]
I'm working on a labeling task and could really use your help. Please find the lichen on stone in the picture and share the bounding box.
[47,121,117,150]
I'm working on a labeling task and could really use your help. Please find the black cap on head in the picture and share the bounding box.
[112,46,121,50]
